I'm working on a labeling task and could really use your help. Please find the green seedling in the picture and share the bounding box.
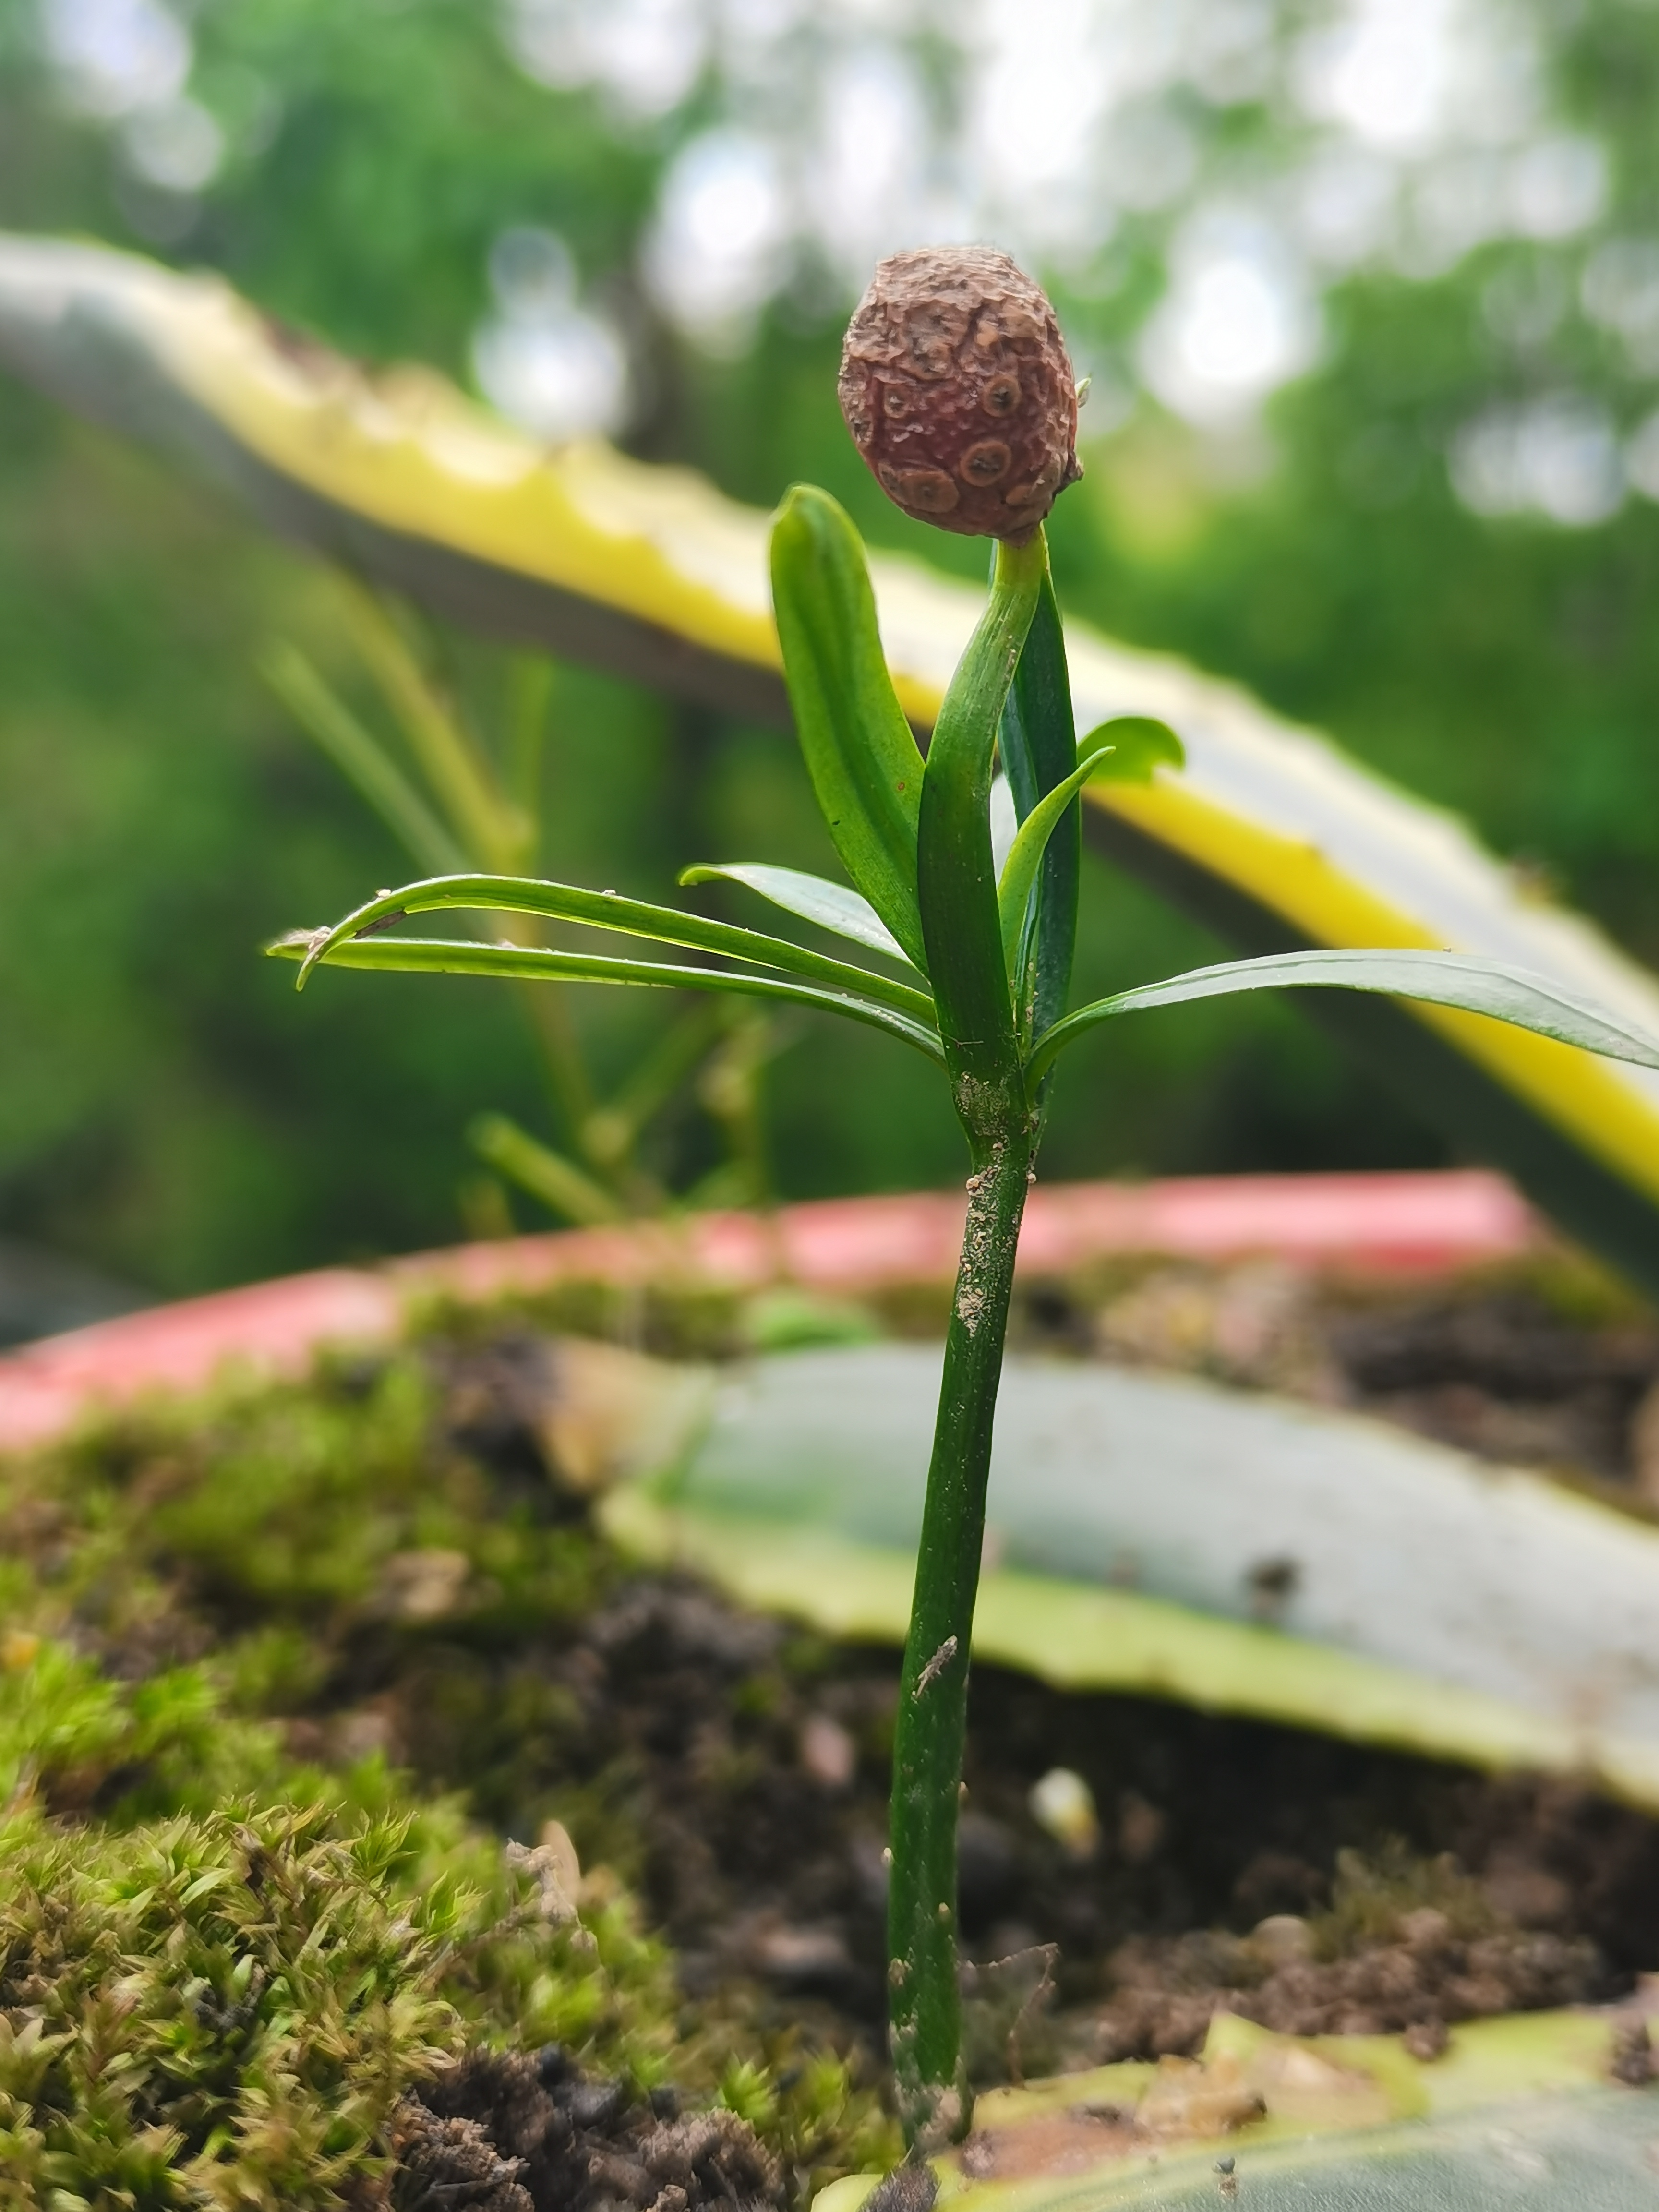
[274,249,1659,2149]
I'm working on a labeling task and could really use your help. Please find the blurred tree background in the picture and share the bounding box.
[3,0,1659,1313]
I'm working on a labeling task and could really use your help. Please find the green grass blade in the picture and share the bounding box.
[997,749,1114,982]
[468,1112,624,1226]
[506,653,554,829]
[261,644,467,877]
[769,487,927,969]
[342,582,529,872]
[267,931,945,1061]
[917,535,1044,1098]
[679,862,918,968]
[295,874,937,1027]
[1028,946,1659,1090]
[592,1004,726,1159]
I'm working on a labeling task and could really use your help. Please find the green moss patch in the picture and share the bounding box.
[0,1328,898,2208]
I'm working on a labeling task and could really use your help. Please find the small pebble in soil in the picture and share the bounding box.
[801,1711,858,1789]
[1402,2018,1450,2061]
[1250,1915,1314,1969]
[1029,1767,1100,1859]
[1611,2019,1656,2086]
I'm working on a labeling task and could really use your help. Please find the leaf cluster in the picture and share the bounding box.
[281,491,1659,1128]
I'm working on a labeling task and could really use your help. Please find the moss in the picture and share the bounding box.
[0,1612,886,2203]
[0,1802,464,2202]
[404,1280,755,1365]
[0,1783,700,2207]
[2,1345,615,1678]
[1313,1843,1497,1962]
[0,1333,897,2204]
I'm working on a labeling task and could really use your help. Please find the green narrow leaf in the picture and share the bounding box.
[679,862,917,968]
[506,653,554,826]
[1028,945,1659,1089]
[997,749,1114,981]
[917,534,1044,1096]
[261,644,467,877]
[997,569,1081,1038]
[469,1112,624,1226]
[769,487,927,969]
[268,931,945,1061]
[1080,713,1185,783]
[295,874,936,1028]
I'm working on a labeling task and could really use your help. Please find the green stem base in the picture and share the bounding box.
[887,1123,1035,2147]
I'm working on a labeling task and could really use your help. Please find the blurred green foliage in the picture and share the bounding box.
[8,0,1659,1297]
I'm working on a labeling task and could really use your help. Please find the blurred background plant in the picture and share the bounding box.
[264,581,782,1234]
[4,0,1659,1313]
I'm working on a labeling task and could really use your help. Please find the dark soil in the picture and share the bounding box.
[393,1558,1655,2063]
[371,1291,1659,2098]
[379,1533,1659,2199]
[391,2049,779,2212]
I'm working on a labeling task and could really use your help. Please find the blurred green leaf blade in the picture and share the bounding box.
[469,1112,624,1226]
[1030,947,1659,1087]
[341,583,528,872]
[1081,714,1186,784]
[261,643,467,878]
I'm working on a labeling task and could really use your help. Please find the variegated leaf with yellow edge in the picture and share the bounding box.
[602,1340,1659,1810]
[4,234,1659,1290]
[814,2009,1659,2212]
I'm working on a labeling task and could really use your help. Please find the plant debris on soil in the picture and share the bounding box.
[6,1250,1659,2202]
[392,2049,780,2212]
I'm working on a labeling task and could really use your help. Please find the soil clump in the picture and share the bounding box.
[392,2049,778,2212]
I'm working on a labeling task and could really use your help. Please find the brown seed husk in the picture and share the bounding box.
[839,246,1082,541]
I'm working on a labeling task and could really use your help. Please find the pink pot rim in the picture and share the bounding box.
[0,1169,1538,1457]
